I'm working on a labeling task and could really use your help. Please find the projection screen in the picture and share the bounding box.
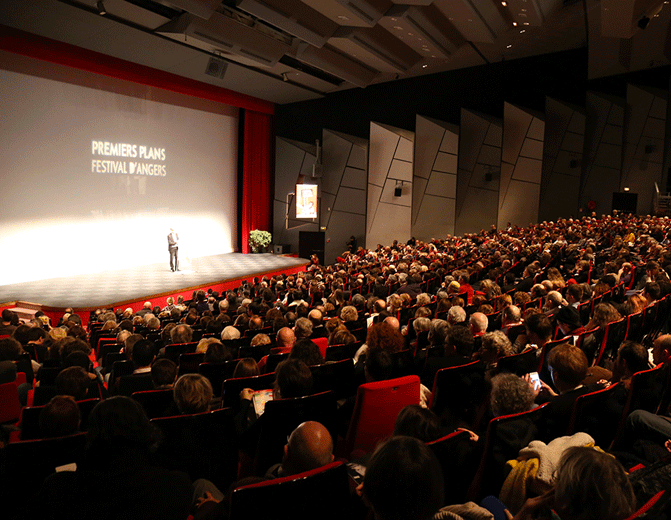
[0,51,238,285]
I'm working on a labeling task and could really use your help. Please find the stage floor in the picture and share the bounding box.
[0,253,307,309]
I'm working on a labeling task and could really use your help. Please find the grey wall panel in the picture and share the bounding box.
[413,115,458,239]
[498,102,544,228]
[456,109,501,235]
[322,129,368,263]
[621,85,667,213]
[582,92,624,214]
[367,121,414,247]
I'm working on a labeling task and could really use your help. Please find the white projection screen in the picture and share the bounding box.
[0,51,238,285]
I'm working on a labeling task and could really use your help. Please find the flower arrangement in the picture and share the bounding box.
[249,229,272,253]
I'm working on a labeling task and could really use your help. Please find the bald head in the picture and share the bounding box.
[276,327,296,349]
[308,309,323,327]
[283,421,334,476]
[383,316,400,330]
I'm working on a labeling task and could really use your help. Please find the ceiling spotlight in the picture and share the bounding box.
[282,72,288,82]
[96,0,106,15]
[501,1,507,5]
[422,64,428,68]
[507,44,512,48]
[512,22,518,26]
[520,29,526,33]
[638,15,650,29]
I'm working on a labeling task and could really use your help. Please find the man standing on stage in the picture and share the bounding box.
[168,228,179,272]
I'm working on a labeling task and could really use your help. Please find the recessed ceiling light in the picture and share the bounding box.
[520,29,525,33]
[512,22,517,26]
[337,15,349,21]
[408,32,414,36]
[393,26,403,30]
[523,22,529,25]
[422,64,428,68]
[391,17,397,21]
[467,18,473,22]
[507,44,512,48]
[501,1,507,5]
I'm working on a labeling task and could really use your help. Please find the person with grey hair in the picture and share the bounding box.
[469,312,488,336]
[446,305,466,326]
[170,323,193,344]
[543,290,567,317]
[416,293,431,307]
[490,372,535,417]
[293,317,313,339]
[476,330,515,369]
[428,319,449,348]
[221,326,241,341]
[340,305,358,323]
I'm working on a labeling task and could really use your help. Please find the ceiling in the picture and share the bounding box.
[0,0,669,105]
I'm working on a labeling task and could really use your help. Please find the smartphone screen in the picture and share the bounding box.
[528,372,541,391]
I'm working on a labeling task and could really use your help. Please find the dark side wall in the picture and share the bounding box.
[275,46,670,142]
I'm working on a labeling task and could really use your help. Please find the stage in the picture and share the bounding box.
[0,253,308,315]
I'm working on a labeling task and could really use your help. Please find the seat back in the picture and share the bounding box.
[4,432,87,518]
[152,407,238,492]
[427,430,481,506]
[229,461,351,520]
[611,364,668,449]
[19,397,100,440]
[132,388,175,419]
[0,380,22,424]
[310,359,356,400]
[238,343,271,362]
[625,311,644,342]
[177,352,205,375]
[325,342,360,362]
[497,349,539,377]
[505,323,526,344]
[163,342,198,363]
[265,352,290,373]
[345,375,420,457]
[254,391,338,475]
[198,360,240,398]
[222,372,276,411]
[430,361,488,430]
[467,403,548,502]
[117,373,154,397]
[312,337,329,359]
[594,317,628,366]
[566,383,622,447]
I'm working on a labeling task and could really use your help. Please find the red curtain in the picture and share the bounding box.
[241,110,273,253]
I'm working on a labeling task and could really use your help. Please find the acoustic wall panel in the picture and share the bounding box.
[621,84,667,214]
[540,97,585,221]
[412,115,458,240]
[582,92,625,215]
[274,137,319,252]
[456,109,501,235]
[322,129,368,263]
[498,103,544,229]
[367,122,414,248]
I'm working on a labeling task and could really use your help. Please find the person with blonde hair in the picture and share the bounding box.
[173,373,213,414]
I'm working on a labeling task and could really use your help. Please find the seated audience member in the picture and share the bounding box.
[56,366,92,401]
[293,317,313,340]
[475,330,514,370]
[265,420,334,478]
[232,358,259,378]
[421,325,475,389]
[272,359,313,399]
[531,343,596,440]
[173,373,213,414]
[490,372,535,417]
[171,323,194,344]
[38,395,81,438]
[151,358,177,388]
[35,396,192,520]
[288,338,325,367]
[131,339,156,374]
[652,334,671,366]
[513,312,552,353]
[361,436,445,520]
[393,404,441,443]
[511,447,635,520]
[203,341,231,364]
[555,305,584,340]
[468,312,488,337]
[194,421,335,516]
[220,325,240,341]
[328,327,356,347]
